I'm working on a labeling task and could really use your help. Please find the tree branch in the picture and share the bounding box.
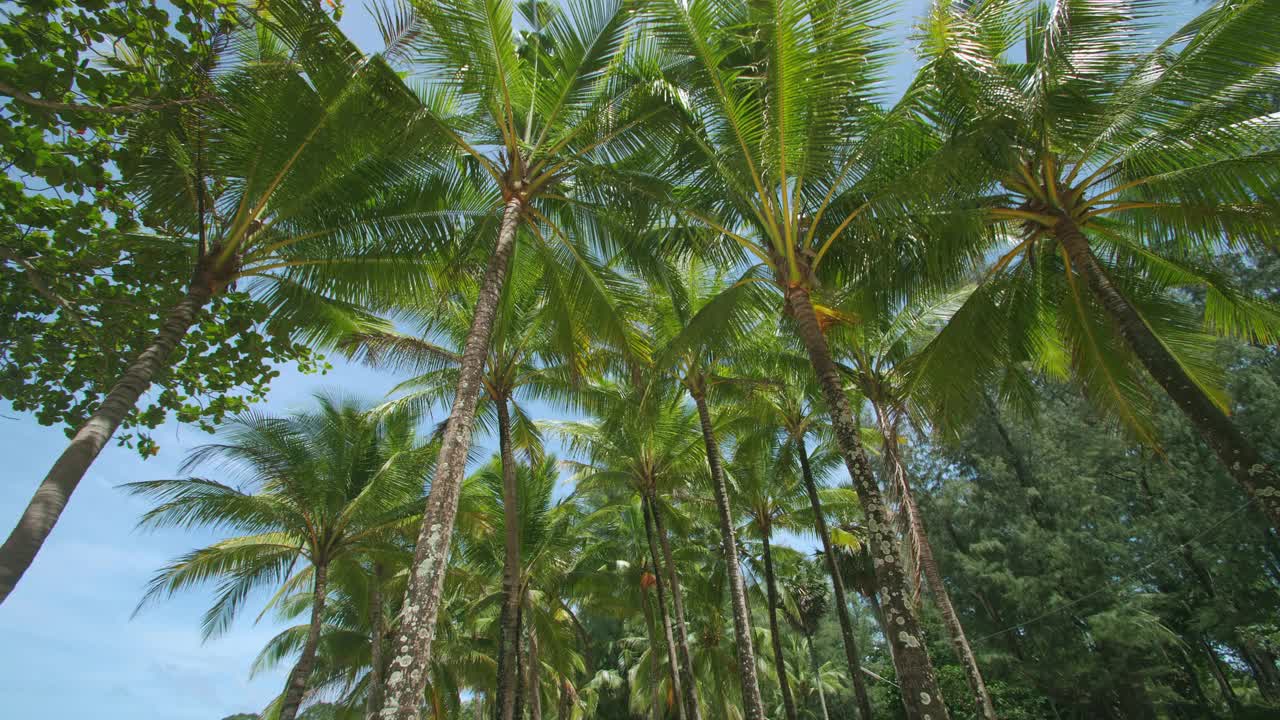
[0,81,203,115]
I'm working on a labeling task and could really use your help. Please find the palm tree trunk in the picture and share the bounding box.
[690,388,767,720]
[527,609,543,720]
[650,494,703,720]
[761,529,800,720]
[797,439,874,720]
[806,634,831,720]
[496,395,523,720]
[1055,215,1280,530]
[379,197,523,720]
[514,602,526,720]
[642,495,686,720]
[366,562,386,720]
[280,562,330,720]
[0,282,213,604]
[785,286,949,720]
[877,412,997,720]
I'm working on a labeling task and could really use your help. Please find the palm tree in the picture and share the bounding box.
[728,434,812,720]
[551,380,706,720]
[784,560,838,720]
[362,3,672,710]
[642,1,963,713]
[914,0,1280,529]
[829,287,999,719]
[127,395,435,720]
[0,0,468,604]
[742,351,876,719]
[340,247,589,719]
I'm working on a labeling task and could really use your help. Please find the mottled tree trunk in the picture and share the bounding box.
[640,589,663,720]
[379,197,523,720]
[366,563,386,720]
[281,562,329,720]
[761,530,799,720]
[786,286,949,720]
[807,635,831,720]
[797,439,873,720]
[878,412,997,720]
[496,396,523,720]
[1056,216,1280,530]
[0,283,213,603]
[642,495,685,720]
[651,496,703,720]
[690,389,767,720]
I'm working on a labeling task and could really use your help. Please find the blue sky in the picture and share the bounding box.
[0,1,1202,718]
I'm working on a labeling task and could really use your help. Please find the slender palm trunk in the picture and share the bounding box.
[514,602,526,720]
[877,410,997,720]
[786,286,949,720]
[797,439,873,720]
[651,494,703,720]
[281,562,330,720]
[1055,215,1280,529]
[366,563,386,720]
[527,608,543,720]
[642,495,686,720]
[761,529,799,720]
[0,283,213,603]
[690,388,767,720]
[496,396,523,720]
[806,635,831,720]
[379,196,523,720]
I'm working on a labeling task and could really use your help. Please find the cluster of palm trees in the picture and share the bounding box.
[3,0,1279,718]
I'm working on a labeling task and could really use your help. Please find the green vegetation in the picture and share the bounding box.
[3,0,1280,719]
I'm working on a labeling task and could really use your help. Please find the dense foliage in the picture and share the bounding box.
[4,0,1280,719]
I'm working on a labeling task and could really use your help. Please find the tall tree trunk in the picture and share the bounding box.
[878,411,997,720]
[761,529,800,720]
[514,602,526,720]
[367,562,386,720]
[689,388,767,720]
[651,494,703,720]
[379,196,523,720]
[797,439,874,720]
[786,286,949,720]
[281,562,330,720]
[1201,637,1242,713]
[640,588,663,720]
[557,678,574,720]
[0,282,213,603]
[527,608,543,720]
[806,634,831,720]
[496,395,523,720]
[642,495,686,720]
[1055,216,1280,530]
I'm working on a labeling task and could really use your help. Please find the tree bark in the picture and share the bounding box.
[690,389,767,720]
[527,608,543,720]
[0,282,213,604]
[280,562,330,720]
[797,439,874,720]
[366,562,386,720]
[496,395,523,720]
[379,196,523,720]
[761,529,800,720]
[786,286,949,720]
[1055,215,1280,530]
[640,587,663,720]
[651,495,703,720]
[878,412,997,720]
[807,634,831,720]
[642,495,686,720]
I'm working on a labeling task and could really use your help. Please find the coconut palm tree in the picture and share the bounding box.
[784,560,839,720]
[0,0,471,605]
[913,0,1280,530]
[641,0,970,712]
[362,2,674,710]
[340,246,596,718]
[127,395,435,720]
[550,380,707,720]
